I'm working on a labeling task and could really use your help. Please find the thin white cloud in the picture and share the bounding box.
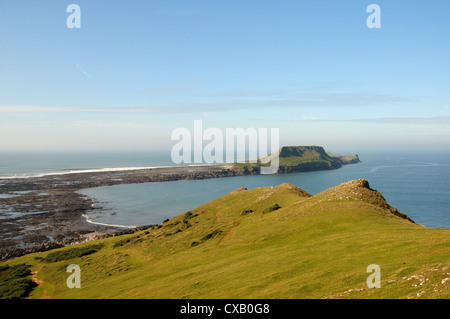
[327,117,450,125]
[246,116,450,125]
[76,121,150,129]
[76,64,92,78]
[0,105,88,113]
[0,105,158,113]
[0,90,422,115]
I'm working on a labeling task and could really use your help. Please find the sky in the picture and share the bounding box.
[0,0,449,153]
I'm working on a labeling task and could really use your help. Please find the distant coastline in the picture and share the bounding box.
[0,147,360,261]
[0,164,218,180]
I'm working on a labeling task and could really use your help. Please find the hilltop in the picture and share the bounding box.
[234,146,360,173]
[2,179,449,299]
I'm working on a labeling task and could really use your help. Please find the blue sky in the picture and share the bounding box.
[0,0,449,152]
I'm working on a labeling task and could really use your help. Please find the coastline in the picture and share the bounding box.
[0,160,358,262]
[81,214,137,229]
[0,164,254,261]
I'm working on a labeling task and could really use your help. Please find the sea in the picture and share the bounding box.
[1,151,449,229]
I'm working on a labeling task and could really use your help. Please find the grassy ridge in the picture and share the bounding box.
[2,180,449,299]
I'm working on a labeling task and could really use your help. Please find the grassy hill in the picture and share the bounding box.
[1,180,449,299]
[234,146,360,173]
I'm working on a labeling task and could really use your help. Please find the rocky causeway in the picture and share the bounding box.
[0,164,257,261]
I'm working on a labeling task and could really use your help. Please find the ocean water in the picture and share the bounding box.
[0,151,173,178]
[1,151,449,229]
[72,151,450,229]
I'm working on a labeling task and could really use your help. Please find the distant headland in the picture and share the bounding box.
[234,145,360,174]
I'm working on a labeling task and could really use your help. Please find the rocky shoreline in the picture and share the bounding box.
[0,153,359,262]
[0,164,257,261]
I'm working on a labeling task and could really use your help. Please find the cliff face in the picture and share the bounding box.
[277,160,341,173]
[327,152,360,165]
[340,154,360,165]
[275,146,359,173]
[234,145,360,174]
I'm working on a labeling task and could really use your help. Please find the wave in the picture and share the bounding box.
[369,162,442,173]
[0,163,222,180]
[81,214,137,229]
[0,165,174,180]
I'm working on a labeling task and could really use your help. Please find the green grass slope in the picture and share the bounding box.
[2,180,449,299]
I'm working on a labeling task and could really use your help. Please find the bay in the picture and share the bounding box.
[79,152,450,229]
